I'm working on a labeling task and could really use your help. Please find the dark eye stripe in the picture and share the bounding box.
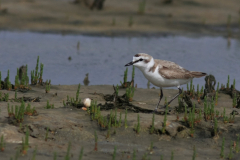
[134,54,140,57]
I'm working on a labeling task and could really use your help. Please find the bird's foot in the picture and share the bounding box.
[152,108,158,113]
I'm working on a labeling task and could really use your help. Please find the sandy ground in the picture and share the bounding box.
[0,0,240,37]
[0,84,240,160]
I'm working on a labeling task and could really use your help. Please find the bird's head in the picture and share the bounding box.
[125,53,153,69]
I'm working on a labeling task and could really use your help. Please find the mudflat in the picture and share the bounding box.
[0,0,240,37]
[0,84,240,160]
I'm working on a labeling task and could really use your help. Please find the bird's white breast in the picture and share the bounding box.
[141,65,191,87]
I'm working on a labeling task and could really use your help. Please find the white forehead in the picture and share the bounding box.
[133,53,152,60]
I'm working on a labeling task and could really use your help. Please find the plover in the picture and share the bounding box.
[125,53,206,111]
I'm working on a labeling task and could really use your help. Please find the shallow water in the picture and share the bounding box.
[0,31,240,90]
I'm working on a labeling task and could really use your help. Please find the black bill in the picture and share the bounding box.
[125,61,134,66]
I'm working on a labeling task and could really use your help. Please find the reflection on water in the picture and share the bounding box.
[0,31,240,89]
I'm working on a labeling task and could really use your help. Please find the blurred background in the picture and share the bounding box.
[0,0,239,89]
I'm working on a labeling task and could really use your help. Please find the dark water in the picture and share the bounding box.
[0,31,240,89]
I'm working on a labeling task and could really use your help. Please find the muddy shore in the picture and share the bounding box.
[0,84,240,160]
[0,0,240,37]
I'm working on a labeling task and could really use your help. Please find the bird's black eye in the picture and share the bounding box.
[139,58,143,61]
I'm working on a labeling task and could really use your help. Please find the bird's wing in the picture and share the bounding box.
[158,66,193,79]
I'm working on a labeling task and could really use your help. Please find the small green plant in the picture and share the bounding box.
[112,17,116,26]
[233,93,237,108]
[45,84,50,93]
[138,0,146,14]
[192,85,195,98]
[94,131,98,151]
[192,146,196,160]
[34,56,40,83]
[214,118,218,136]
[132,149,136,160]
[22,128,29,155]
[236,134,239,153]
[8,99,36,123]
[54,152,57,160]
[215,92,218,106]
[150,113,155,134]
[32,147,37,160]
[118,112,122,127]
[126,86,135,101]
[5,70,11,90]
[45,127,49,141]
[39,63,44,84]
[223,107,226,118]
[64,142,71,160]
[200,86,204,96]
[15,72,20,90]
[128,16,133,27]
[78,147,84,160]
[124,109,128,129]
[4,93,9,102]
[227,75,230,89]
[132,66,135,82]
[160,155,163,160]
[45,100,54,109]
[76,83,81,103]
[149,141,153,153]
[15,90,17,101]
[187,83,189,93]
[1,135,5,152]
[171,151,174,160]
[220,137,225,158]
[112,146,117,160]
[190,80,193,96]
[124,67,128,85]
[31,56,44,85]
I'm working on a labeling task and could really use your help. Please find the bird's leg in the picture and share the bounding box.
[154,87,163,112]
[161,86,182,108]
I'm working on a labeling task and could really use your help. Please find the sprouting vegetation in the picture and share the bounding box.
[21,128,29,155]
[78,147,84,160]
[126,85,135,102]
[45,83,51,93]
[7,100,37,123]
[66,83,81,107]
[64,142,71,160]
[112,146,117,160]
[45,127,49,141]
[150,113,155,134]
[128,16,133,27]
[45,100,54,109]
[138,0,146,14]
[31,56,44,85]
[0,135,5,152]
[220,137,225,158]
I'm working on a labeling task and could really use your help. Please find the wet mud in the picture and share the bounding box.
[0,84,240,160]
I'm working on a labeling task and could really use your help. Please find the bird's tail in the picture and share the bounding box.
[190,71,207,78]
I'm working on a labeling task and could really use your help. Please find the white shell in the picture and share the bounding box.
[83,98,91,107]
